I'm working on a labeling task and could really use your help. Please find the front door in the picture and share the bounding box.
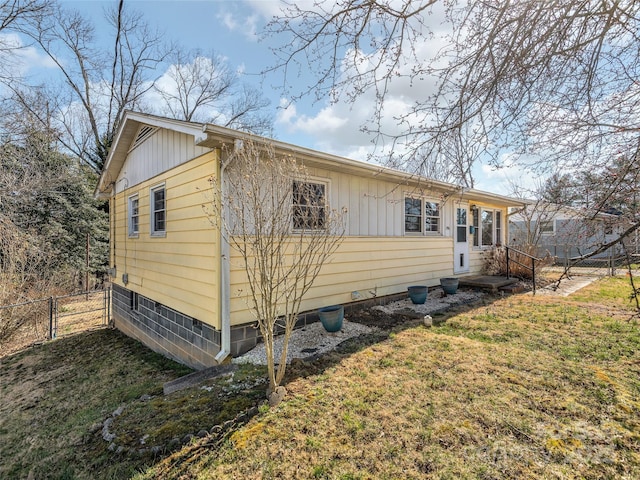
[454,206,469,274]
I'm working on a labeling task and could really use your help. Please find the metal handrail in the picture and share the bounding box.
[505,245,543,295]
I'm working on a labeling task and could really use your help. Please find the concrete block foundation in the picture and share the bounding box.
[111,284,408,370]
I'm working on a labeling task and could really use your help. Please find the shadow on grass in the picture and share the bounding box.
[146,293,498,478]
[0,290,499,480]
[281,296,488,386]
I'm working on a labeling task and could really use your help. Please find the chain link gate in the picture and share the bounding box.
[51,288,111,338]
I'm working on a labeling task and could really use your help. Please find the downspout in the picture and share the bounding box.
[214,146,234,364]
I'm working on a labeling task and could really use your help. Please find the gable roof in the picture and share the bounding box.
[96,111,525,208]
[95,111,205,198]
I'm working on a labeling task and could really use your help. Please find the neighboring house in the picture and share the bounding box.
[96,111,523,369]
[509,203,624,262]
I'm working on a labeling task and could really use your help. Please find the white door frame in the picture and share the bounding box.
[454,205,470,274]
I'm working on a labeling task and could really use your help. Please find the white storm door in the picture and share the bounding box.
[454,206,470,274]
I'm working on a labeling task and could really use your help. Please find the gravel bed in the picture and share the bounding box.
[233,288,486,366]
[233,320,377,365]
[373,288,485,315]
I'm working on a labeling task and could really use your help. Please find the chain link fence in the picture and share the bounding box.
[0,288,110,356]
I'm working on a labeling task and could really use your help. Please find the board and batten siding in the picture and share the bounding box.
[225,168,508,325]
[303,165,461,237]
[111,151,221,328]
[115,128,210,194]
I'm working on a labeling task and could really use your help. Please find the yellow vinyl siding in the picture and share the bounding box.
[228,236,455,325]
[110,133,510,329]
[112,151,221,328]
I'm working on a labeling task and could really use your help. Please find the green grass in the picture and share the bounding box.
[2,277,639,479]
[136,277,640,479]
[570,274,639,309]
[0,329,266,479]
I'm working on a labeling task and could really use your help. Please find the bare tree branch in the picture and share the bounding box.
[4,1,168,172]
[153,48,273,135]
[205,140,346,399]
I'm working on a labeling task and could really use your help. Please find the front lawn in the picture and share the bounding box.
[0,329,265,479]
[2,276,639,479]
[139,276,640,479]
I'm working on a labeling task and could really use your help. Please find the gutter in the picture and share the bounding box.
[213,145,234,364]
[198,123,525,208]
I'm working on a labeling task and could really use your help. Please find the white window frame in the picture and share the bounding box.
[130,291,139,312]
[539,220,555,235]
[404,194,441,236]
[150,183,166,237]
[128,194,139,237]
[473,207,502,248]
[292,178,329,232]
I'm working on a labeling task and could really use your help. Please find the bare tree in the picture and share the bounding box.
[407,127,480,186]
[154,48,273,135]
[268,1,640,307]
[154,49,235,122]
[5,0,168,172]
[206,140,346,404]
[0,0,47,35]
[267,1,640,188]
[0,0,49,81]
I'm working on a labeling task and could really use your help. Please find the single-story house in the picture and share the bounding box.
[509,203,624,262]
[96,111,524,369]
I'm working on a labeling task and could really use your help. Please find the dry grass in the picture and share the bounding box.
[139,277,640,479]
[0,290,108,357]
[0,328,269,480]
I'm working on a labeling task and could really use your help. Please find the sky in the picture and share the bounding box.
[15,0,533,195]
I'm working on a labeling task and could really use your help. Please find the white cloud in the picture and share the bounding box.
[0,33,58,77]
[273,31,446,163]
[216,1,282,41]
[232,2,542,194]
[473,156,547,197]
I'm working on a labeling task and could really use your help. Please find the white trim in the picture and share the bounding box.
[150,183,167,237]
[291,177,330,233]
[403,193,442,236]
[539,219,555,235]
[128,125,159,153]
[473,207,503,248]
[454,205,470,274]
[127,193,139,237]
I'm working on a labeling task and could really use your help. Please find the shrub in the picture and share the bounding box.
[483,245,554,279]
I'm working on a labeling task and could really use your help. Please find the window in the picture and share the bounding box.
[292,180,326,230]
[495,211,502,246]
[130,291,139,312]
[472,208,480,247]
[539,220,554,235]
[481,210,493,246]
[150,184,166,236]
[404,197,422,233]
[473,207,502,247]
[424,201,440,233]
[128,194,139,237]
[404,196,441,235]
[456,207,467,243]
